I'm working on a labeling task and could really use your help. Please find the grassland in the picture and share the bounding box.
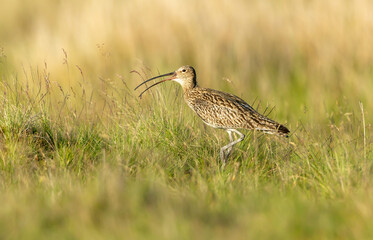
[1,0,373,239]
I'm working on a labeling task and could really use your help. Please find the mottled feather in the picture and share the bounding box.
[185,88,289,137]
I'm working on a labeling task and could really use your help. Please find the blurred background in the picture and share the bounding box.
[1,1,373,238]
[1,0,373,125]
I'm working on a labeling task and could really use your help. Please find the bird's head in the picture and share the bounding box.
[134,65,197,98]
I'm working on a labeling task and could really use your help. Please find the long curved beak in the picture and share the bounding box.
[134,72,175,90]
[134,72,177,98]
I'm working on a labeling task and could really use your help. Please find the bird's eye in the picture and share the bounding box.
[182,69,186,73]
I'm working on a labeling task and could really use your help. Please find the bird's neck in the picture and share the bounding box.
[180,76,197,91]
[182,85,200,102]
[181,83,198,94]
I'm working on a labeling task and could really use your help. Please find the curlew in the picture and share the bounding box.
[134,66,289,163]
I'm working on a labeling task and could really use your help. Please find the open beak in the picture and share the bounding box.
[134,72,177,98]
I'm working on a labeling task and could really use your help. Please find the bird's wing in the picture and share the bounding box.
[207,89,258,113]
[187,89,260,128]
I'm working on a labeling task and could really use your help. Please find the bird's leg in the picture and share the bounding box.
[220,130,233,162]
[220,129,245,164]
[226,130,234,157]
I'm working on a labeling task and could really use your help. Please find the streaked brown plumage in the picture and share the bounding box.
[135,65,289,163]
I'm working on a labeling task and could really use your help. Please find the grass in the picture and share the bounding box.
[1,0,373,239]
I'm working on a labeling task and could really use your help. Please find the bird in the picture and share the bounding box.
[134,65,289,164]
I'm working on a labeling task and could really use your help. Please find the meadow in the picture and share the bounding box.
[1,0,373,239]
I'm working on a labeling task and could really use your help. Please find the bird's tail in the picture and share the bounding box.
[256,120,290,138]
